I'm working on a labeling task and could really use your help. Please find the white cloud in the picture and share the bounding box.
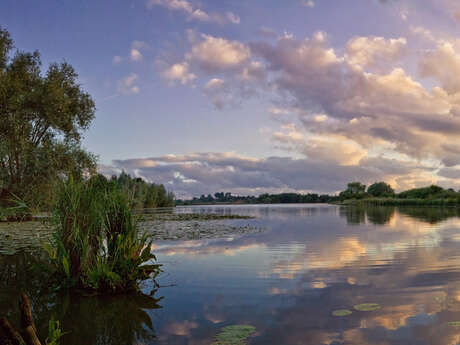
[203,78,228,109]
[157,29,460,181]
[147,0,238,24]
[204,78,225,89]
[130,48,143,62]
[250,32,460,167]
[346,36,407,69]
[419,40,460,94]
[226,11,240,24]
[186,34,251,72]
[118,73,140,94]
[410,26,435,42]
[301,0,315,8]
[162,62,196,85]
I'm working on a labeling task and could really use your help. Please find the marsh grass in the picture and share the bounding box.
[0,194,31,221]
[43,176,161,293]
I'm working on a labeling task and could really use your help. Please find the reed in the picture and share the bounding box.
[44,176,161,293]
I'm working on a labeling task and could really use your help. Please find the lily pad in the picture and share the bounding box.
[332,309,352,317]
[212,325,256,345]
[354,303,381,312]
[448,321,460,328]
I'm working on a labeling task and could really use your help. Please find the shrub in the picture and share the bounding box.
[44,176,161,293]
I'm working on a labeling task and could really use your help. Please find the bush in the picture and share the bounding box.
[43,176,161,293]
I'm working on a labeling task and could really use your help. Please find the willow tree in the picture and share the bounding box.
[0,27,96,208]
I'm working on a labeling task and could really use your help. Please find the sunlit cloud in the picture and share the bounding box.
[117,73,140,94]
[146,0,239,24]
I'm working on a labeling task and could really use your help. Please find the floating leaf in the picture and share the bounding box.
[354,303,381,311]
[332,309,352,317]
[212,325,256,345]
[448,321,460,328]
[435,296,445,303]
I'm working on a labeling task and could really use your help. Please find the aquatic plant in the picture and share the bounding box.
[353,303,381,311]
[46,319,65,345]
[212,325,256,345]
[43,176,161,293]
[332,309,352,317]
[0,194,31,221]
[448,321,460,328]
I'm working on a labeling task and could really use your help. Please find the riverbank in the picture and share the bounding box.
[337,198,460,207]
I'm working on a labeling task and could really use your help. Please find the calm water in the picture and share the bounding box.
[3,204,460,344]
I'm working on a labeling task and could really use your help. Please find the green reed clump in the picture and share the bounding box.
[43,176,161,293]
[0,194,31,221]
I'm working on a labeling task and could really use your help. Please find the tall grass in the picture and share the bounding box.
[44,176,161,293]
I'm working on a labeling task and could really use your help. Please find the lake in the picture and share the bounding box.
[2,204,460,344]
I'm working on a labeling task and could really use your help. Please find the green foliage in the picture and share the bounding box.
[338,182,460,206]
[398,185,450,199]
[177,191,333,205]
[0,194,30,221]
[111,172,175,209]
[46,319,65,345]
[0,26,96,210]
[367,182,395,197]
[44,176,161,293]
[339,182,367,200]
[212,325,256,345]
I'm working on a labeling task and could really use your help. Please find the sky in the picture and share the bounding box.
[3,0,460,198]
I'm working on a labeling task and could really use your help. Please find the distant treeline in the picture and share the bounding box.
[176,192,334,205]
[338,182,460,206]
[177,182,460,206]
[98,172,175,209]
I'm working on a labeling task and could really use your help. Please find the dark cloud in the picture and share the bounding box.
[100,152,439,198]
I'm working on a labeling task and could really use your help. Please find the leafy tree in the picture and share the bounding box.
[367,182,395,197]
[339,182,367,200]
[0,27,96,208]
[398,185,445,199]
[112,172,174,208]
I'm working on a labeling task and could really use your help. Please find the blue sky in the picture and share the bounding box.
[3,0,460,197]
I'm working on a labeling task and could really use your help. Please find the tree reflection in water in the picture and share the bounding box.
[340,205,460,226]
[0,251,162,345]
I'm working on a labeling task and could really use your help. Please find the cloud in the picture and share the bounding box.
[249,32,460,166]
[203,78,228,108]
[272,125,368,166]
[101,152,439,198]
[130,40,148,62]
[156,29,460,188]
[226,11,240,24]
[345,36,407,69]
[301,0,315,8]
[410,26,435,42]
[130,48,142,62]
[117,73,140,94]
[112,55,122,65]
[162,62,196,85]
[419,40,460,94]
[186,34,250,72]
[147,0,239,24]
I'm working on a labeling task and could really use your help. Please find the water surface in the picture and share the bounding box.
[2,204,460,344]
